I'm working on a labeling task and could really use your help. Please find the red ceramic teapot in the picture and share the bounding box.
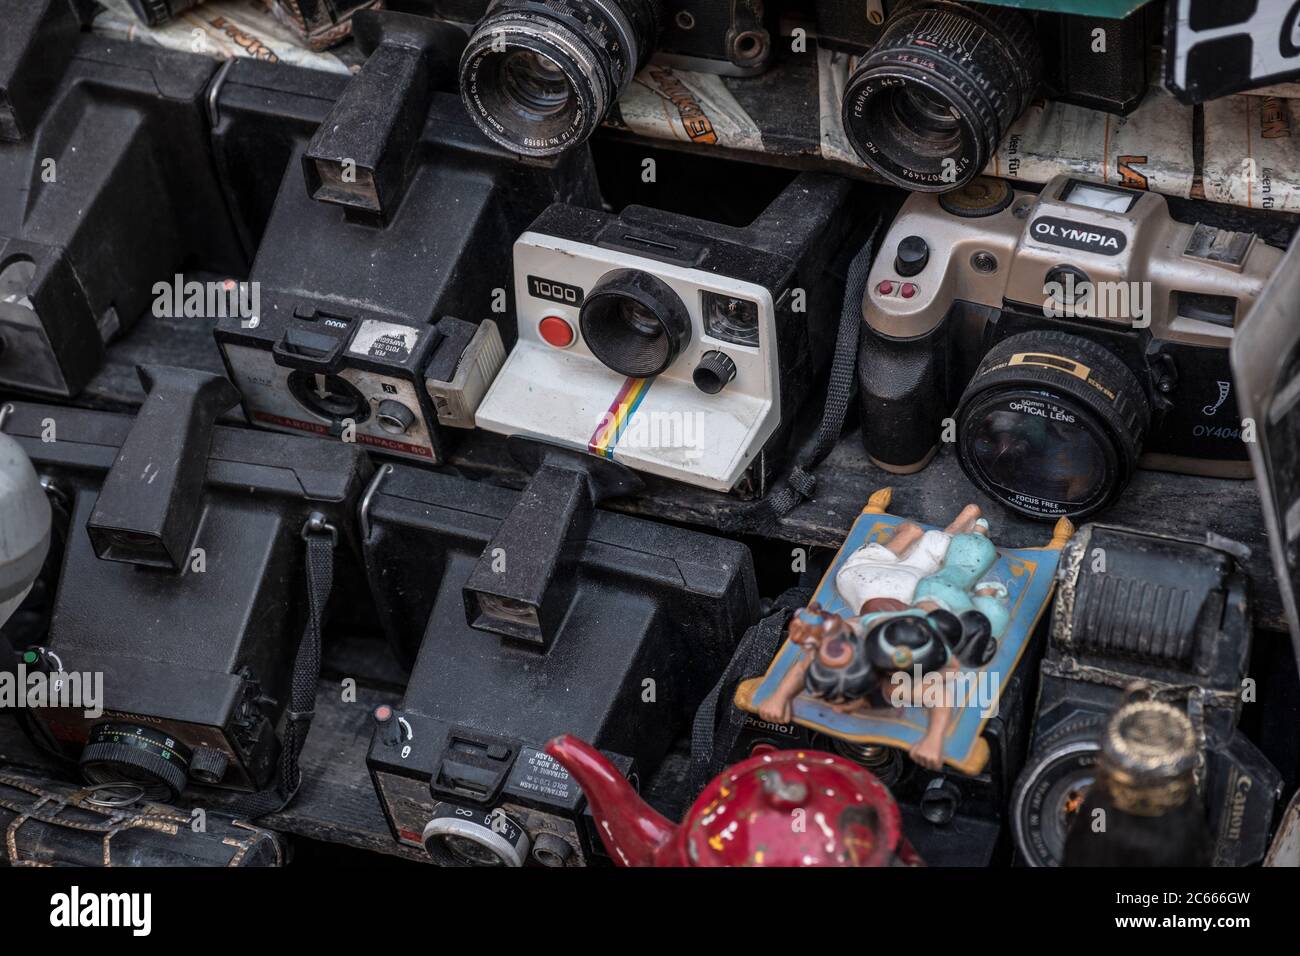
[544,735,922,867]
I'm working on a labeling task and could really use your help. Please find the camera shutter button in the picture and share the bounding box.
[894,236,930,277]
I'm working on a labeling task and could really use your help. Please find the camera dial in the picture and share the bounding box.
[579,268,691,377]
[80,722,193,802]
[422,803,531,867]
[955,330,1149,521]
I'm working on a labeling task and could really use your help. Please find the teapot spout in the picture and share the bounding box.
[545,735,676,867]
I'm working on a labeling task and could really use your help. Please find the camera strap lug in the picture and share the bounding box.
[688,585,815,795]
[230,513,338,819]
[728,223,880,533]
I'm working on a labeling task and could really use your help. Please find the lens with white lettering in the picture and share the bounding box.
[459,0,661,157]
[955,330,1148,520]
[840,0,1041,192]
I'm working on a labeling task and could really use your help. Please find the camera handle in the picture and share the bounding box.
[228,513,338,820]
[729,222,880,533]
[688,585,814,796]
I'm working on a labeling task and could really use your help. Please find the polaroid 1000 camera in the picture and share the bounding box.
[474,173,856,495]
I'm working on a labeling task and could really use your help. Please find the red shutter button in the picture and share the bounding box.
[539,315,575,348]
[901,283,917,299]
[878,280,894,295]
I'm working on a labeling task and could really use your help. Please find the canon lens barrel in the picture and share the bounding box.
[459,0,661,157]
[954,330,1149,521]
[840,0,1042,192]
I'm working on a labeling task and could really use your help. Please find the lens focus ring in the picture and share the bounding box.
[841,0,1043,191]
[955,330,1149,520]
[459,0,661,157]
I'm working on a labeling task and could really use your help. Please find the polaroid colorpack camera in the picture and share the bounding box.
[449,0,774,156]
[475,173,856,495]
[858,174,1283,521]
[215,12,598,465]
[6,366,370,800]
[0,0,245,397]
[1010,524,1282,867]
[829,0,1161,190]
[364,454,759,865]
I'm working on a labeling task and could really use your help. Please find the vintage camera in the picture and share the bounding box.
[1011,524,1282,867]
[475,173,856,495]
[365,450,759,865]
[832,0,1160,191]
[453,0,774,156]
[0,3,245,397]
[5,366,370,800]
[215,12,598,465]
[859,174,1283,521]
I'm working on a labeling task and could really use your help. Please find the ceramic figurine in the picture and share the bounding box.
[737,488,1073,775]
[759,504,1008,769]
[544,734,923,867]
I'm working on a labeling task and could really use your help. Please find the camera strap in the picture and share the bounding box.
[229,514,337,820]
[688,585,814,796]
[732,223,880,534]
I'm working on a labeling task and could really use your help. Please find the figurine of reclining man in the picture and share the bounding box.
[759,504,1010,770]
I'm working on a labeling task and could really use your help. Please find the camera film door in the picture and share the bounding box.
[1231,233,1300,677]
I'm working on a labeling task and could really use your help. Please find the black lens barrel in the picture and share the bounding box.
[580,268,690,378]
[955,330,1149,520]
[841,0,1042,191]
[460,0,661,156]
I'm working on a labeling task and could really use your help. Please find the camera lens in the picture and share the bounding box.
[80,723,192,802]
[459,0,662,157]
[423,804,531,867]
[287,370,371,425]
[840,0,1042,191]
[1010,715,1106,866]
[580,268,690,377]
[955,330,1148,521]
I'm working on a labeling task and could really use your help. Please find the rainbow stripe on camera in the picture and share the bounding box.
[588,377,653,458]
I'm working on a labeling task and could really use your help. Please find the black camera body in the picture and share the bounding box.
[214,12,599,466]
[7,367,370,800]
[365,459,759,865]
[1011,524,1282,867]
[0,10,244,397]
[859,175,1282,521]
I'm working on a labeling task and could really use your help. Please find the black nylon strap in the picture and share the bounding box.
[688,585,814,795]
[230,518,335,819]
[731,225,880,534]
